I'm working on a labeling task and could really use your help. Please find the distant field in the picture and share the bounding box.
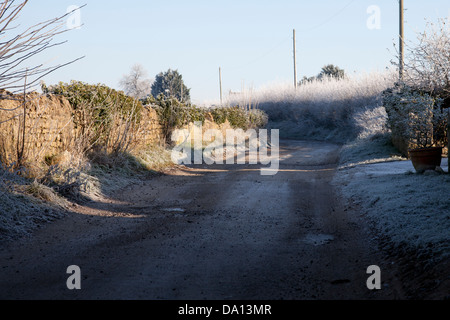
[223,70,397,143]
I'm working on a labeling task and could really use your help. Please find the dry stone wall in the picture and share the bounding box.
[0,93,75,165]
[0,93,165,165]
[1,93,234,166]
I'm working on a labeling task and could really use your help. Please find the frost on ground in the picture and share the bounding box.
[236,71,397,144]
[230,70,449,263]
[0,170,68,242]
[334,158,449,261]
[333,105,449,262]
[0,191,67,242]
[0,146,174,242]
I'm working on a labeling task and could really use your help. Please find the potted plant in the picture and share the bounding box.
[384,85,447,173]
[400,89,446,173]
[409,146,443,174]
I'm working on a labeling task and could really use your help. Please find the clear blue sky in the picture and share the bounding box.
[19,1,450,104]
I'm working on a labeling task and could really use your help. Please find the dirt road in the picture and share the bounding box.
[0,140,404,300]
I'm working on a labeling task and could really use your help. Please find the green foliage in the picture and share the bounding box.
[318,64,346,80]
[152,94,269,144]
[152,95,205,143]
[151,69,191,103]
[247,109,269,129]
[140,94,156,106]
[42,80,142,120]
[186,104,206,124]
[211,108,228,125]
[211,107,268,130]
[299,76,316,85]
[42,80,144,151]
[226,106,249,129]
[299,64,346,85]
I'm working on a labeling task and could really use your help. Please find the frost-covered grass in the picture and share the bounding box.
[239,69,449,262]
[226,70,397,143]
[0,169,67,242]
[0,145,175,242]
[88,145,174,197]
[334,159,449,261]
[338,106,406,169]
[333,94,449,262]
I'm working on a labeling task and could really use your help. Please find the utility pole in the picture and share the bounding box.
[219,67,223,106]
[181,83,184,102]
[399,0,405,81]
[293,29,298,89]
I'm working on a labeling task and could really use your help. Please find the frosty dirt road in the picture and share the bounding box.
[0,140,404,300]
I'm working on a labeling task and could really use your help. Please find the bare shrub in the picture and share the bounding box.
[0,1,83,170]
[387,18,449,154]
[119,64,153,100]
[394,18,450,99]
[42,81,144,157]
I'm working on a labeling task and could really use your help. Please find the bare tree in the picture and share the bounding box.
[119,63,152,100]
[394,18,450,98]
[392,17,450,163]
[0,1,85,96]
[0,0,84,167]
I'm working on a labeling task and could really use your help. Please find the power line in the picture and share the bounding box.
[231,36,291,72]
[399,0,405,81]
[296,0,355,34]
[219,67,223,105]
[293,29,297,89]
[214,1,357,83]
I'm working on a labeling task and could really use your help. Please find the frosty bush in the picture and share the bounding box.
[119,64,153,100]
[394,18,450,101]
[225,107,249,129]
[379,18,450,155]
[226,70,396,143]
[210,107,228,125]
[153,95,269,144]
[152,95,204,144]
[247,109,269,129]
[383,85,447,149]
[42,81,143,154]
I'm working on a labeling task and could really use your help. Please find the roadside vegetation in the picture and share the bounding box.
[218,18,449,295]
[228,69,397,144]
[1,1,448,290]
[337,19,449,276]
[0,3,268,242]
[2,75,268,241]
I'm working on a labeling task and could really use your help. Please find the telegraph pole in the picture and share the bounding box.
[219,67,223,106]
[399,0,405,81]
[181,83,184,102]
[293,29,298,89]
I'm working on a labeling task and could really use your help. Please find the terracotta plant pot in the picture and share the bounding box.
[409,147,443,173]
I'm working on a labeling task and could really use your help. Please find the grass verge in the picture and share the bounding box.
[0,144,175,242]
